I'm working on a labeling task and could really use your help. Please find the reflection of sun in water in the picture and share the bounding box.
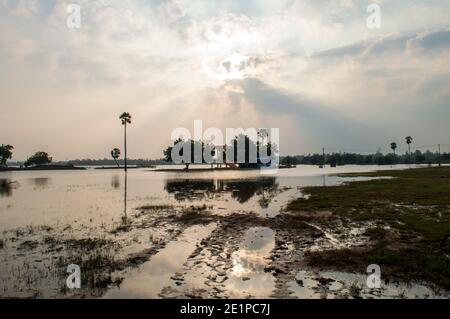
[231,250,267,277]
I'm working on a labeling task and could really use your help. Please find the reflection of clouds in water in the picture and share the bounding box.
[226,227,276,297]
[104,224,215,298]
[231,250,267,277]
[242,227,274,251]
[230,227,275,277]
[225,272,275,298]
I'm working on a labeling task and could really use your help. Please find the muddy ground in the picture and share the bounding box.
[0,168,449,299]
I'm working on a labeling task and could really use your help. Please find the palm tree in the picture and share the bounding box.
[390,142,397,166]
[111,148,121,167]
[119,112,132,172]
[405,136,413,163]
[390,142,397,155]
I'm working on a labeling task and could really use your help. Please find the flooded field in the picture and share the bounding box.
[0,165,447,298]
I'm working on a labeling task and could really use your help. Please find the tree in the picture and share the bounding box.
[119,112,132,172]
[281,156,297,167]
[163,138,206,170]
[163,134,277,170]
[405,136,413,163]
[0,144,14,167]
[111,148,121,167]
[258,129,268,146]
[164,138,181,165]
[229,134,257,167]
[24,151,52,167]
[390,142,397,155]
[414,150,425,163]
[390,142,398,165]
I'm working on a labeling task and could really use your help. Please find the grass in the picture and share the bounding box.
[287,167,450,289]
[289,167,450,210]
[55,237,123,291]
[349,281,362,299]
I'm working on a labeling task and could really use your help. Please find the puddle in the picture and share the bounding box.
[103,223,216,298]
[223,227,276,298]
[287,271,323,299]
[287,270,449,299]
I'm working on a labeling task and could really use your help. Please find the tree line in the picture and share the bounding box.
[0,144,52,168]
[281,150,449,167]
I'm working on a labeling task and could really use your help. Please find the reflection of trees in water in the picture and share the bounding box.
[164,179,217,201]
[31,177,50,188]
[122,172,128,224]
[227,178,278,205]
[111,175,121,189]
[0,179,17,197]
[164,177,279,207]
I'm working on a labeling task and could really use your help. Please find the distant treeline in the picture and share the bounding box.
[7,158,169,167]
[7,151,450,167]
[281,150,450,166]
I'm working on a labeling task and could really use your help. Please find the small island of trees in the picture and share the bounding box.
[163,133,277,170]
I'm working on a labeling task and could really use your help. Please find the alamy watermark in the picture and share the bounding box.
[66,264,81,289]
[366,264,381,289]
[65,3,380,31]
[168,120,279,175]
[367,4,381,29]
[67,4,81,29]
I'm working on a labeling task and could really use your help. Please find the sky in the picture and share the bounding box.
[1,0,450,160]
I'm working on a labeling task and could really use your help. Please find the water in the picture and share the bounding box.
[224,227,276,298]
[0,164,412,231]
[0,164,446,298]
[104,223,217,299]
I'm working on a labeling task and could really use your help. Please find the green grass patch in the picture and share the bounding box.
[288,167,450,289]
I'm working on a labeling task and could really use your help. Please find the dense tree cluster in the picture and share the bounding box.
[24,152,52,167]
[163,134,277,170]
[281,150,450,166]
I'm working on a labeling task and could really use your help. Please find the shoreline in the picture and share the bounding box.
[93,166,150,170]
[0,165,86,171]
[153,165,296,172]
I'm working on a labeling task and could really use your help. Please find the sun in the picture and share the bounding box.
[202,52,252,83]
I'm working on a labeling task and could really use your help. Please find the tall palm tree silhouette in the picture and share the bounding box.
[119,113,132,172]
[390,142,397,166]
[405,136,413,163]
[111,148,121,167]
[390,142,397,155]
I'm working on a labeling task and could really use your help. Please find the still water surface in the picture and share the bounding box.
[0,164,411,231]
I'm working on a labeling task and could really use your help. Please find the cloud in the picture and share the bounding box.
[313,30,450,60]
[226,78,372,150]
[2,0,39,18]
[407,29,450,52]
[1,0,450,159]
